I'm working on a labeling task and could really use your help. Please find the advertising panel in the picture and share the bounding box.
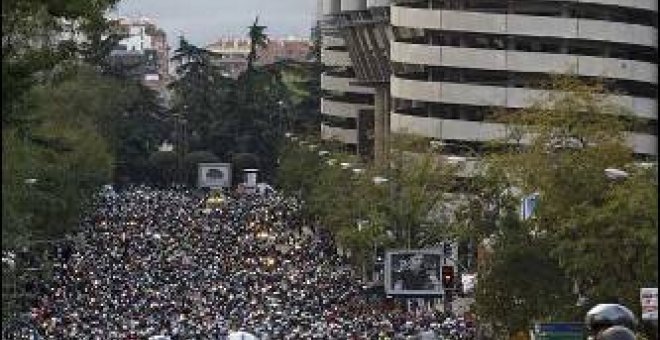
[384,250,445,296]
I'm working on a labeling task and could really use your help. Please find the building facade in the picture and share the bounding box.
[108,17,170,90]
[205,37,312,78]
[318,0,379,156]
[319,0,658,160]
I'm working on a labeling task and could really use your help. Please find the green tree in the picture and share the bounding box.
[170,36,234,155]
[149,150,178,186]
[454,75,658,335]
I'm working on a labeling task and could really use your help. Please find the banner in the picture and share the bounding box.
[198,163,231,189]
[384,250,446,296]
[641,287,658,321]
[462,273,477,294]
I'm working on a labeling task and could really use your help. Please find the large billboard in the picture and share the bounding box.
[384,250,446,296]
[198,163,231,189]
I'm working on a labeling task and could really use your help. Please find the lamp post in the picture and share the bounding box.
[604,168,629,180]
[371,176,389,283]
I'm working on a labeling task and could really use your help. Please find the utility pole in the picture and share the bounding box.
[173,112,188,185]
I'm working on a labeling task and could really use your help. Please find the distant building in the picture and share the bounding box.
[107,17,170,92]
[205,38,252,78]
[205,37,311,78]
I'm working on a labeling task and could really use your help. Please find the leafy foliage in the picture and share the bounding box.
[168,19,320,184]
[2,1,168,247]
[454,75,658,335]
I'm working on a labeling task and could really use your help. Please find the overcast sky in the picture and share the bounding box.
[112,0,317,48]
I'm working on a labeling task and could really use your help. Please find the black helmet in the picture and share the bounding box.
[596,325,636,340]
[585,304,637,335]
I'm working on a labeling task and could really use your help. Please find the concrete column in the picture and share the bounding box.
[383,88,391,163]
[374,86,385,165]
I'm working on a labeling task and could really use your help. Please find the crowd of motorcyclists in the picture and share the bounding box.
[16,185,475,339]
[7,184,641,339]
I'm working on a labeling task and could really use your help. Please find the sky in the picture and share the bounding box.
[112,0,318,48]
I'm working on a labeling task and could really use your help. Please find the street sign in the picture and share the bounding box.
[531,323,583,340]
[640,287,658,321]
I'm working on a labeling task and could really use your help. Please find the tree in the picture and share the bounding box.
[246,16,268,73]
[453,75,658,335]
[276,134,461,275]
[169,36,234,155]
[2,68,119,244]
[149,151,178,186]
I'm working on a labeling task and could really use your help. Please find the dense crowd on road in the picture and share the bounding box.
[23,185,475,339]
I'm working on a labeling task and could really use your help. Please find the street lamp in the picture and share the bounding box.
[446,155,468,164]
[327,159,338,166]
[340,162,352,170]
[352,168,364,175]
[372,176,389,185]
[318,150,330,157]
[24,178,38,185]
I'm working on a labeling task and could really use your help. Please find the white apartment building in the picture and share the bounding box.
[319,0,658,160]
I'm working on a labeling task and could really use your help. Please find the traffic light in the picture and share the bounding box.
[441,265,455,289]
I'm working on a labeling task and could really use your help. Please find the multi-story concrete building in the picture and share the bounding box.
[206,38,252,78]
[319,0,658,161]
[108,17,170,90]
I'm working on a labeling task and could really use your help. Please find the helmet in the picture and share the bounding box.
[597,326,636,340]
[585,304,637,336]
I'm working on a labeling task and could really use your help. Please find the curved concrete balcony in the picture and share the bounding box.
[322,35,345,48]
[322,0,341,15]
[391,6,657,47]
[321,123,358,144]
[367,0,392,7]
[390,112,658,155]
[390,76,657,120]
[390,41,658,84]
[390,0,657,11]
[390,112,508,141]
[576,0,656,11]
[322,49,352,67]
[341,0,367,12]
[321,98,372,118]
[322,73,376,94]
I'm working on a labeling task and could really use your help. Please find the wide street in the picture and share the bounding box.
[16,186,472,339]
